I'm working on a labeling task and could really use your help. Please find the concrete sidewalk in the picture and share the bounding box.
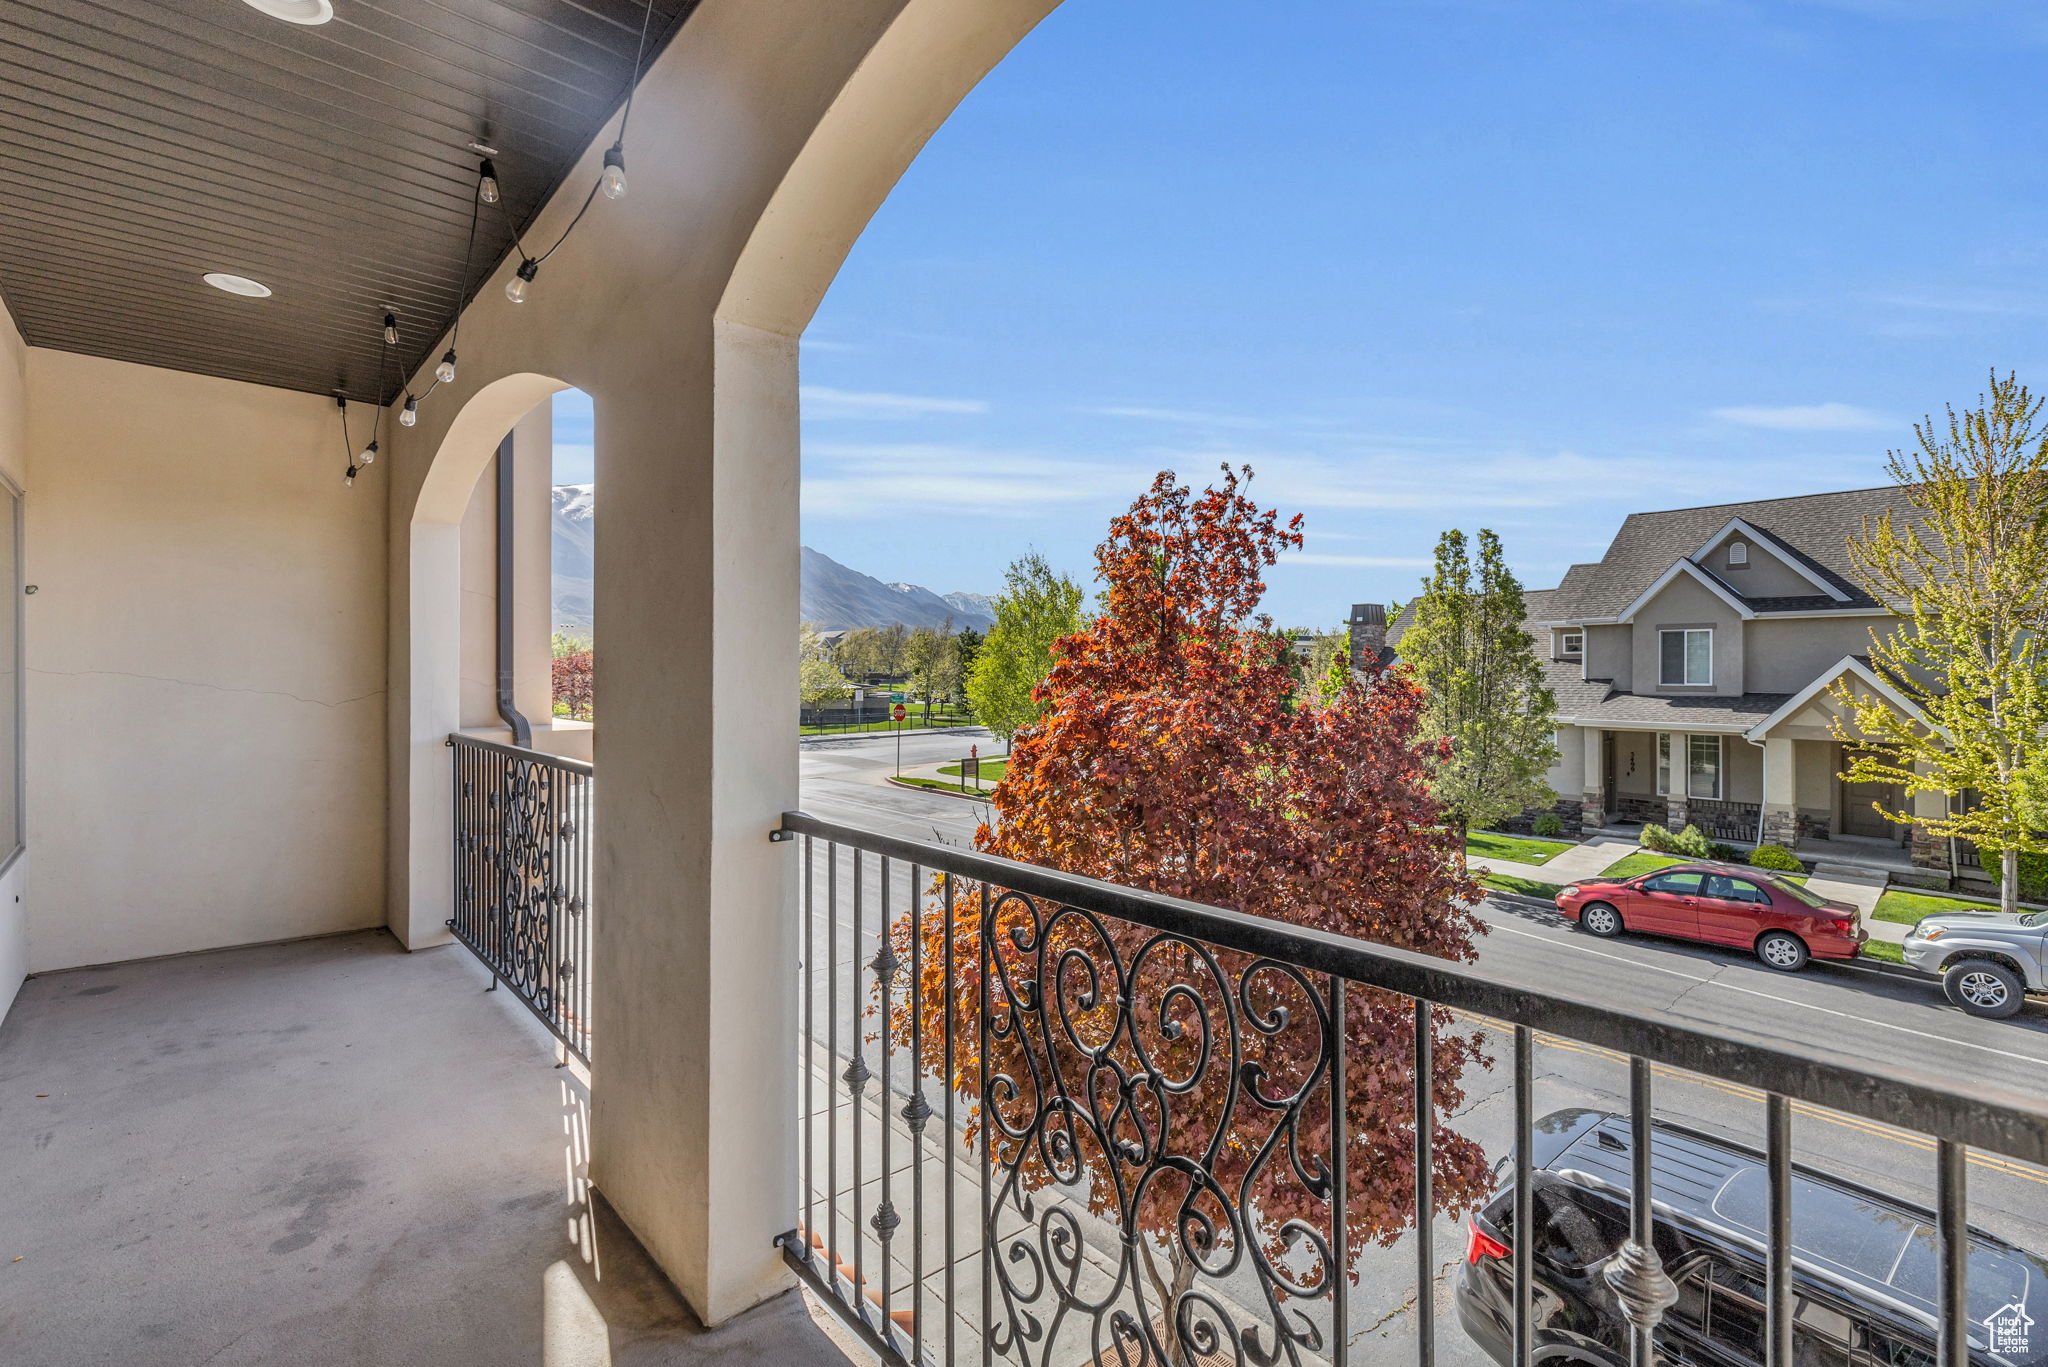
[1472,834,1641,888]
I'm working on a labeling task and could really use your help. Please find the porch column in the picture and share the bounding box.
[1910,759,1950,871]
[1761,736,1798,848]
[1665,732,1690,830]
[1582,727,1607,827]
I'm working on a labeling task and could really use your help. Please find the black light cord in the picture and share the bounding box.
[502,0,657,268]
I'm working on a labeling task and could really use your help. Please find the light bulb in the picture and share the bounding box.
[601,144,627,201]
[436,350,457,385]
[478,159,500,205]
[344,465,358,486]
[506,259,538,304]
[399,396,417,427]
[359,440,377,466]
[382,312,398,346]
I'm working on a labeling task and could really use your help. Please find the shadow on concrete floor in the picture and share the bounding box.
[0,929,868,1367]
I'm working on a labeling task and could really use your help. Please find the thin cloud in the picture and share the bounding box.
[1710,402,1889,432]
[1077,404,1271,430]
[802,442,1131,517]
[1291,553,1433,568]
[801,386,988,419]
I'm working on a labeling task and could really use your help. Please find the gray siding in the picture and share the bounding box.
[1628,576,1745,698]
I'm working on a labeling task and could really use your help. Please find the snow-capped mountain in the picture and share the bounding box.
[549,485,992,635]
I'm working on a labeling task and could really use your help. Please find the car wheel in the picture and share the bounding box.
[1580,903,1623,938]
[1944,960,2025,1019]
[1756,931,1808,972]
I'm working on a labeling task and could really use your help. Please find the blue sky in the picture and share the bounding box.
[593,0,2048,628]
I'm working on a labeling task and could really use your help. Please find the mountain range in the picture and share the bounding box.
[551,484,992,635]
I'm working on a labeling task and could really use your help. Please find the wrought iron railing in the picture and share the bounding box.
[450,733,593,1062]
[776,809,2048,1367]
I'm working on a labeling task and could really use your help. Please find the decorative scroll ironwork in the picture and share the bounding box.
[980,884,1344,1367]
[449,733,593,1062]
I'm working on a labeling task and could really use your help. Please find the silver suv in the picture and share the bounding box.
[1901,907,2047,1018]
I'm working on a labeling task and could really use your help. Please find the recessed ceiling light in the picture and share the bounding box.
[203,272,273,298]
[240,0,334,24]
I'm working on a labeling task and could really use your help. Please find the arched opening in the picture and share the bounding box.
[401,371,570,949]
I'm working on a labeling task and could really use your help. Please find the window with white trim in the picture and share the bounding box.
[1688,734,1722,800]
[1659,628,1712,686]
[1656,733,1672,795]
[1559,631,1583,657]
[1727,541,1749,567]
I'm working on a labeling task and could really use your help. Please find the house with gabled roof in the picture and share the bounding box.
[1371,485,1957,872]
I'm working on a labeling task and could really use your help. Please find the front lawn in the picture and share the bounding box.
[1482,873,1564,901]
[1598,852,1687,880]
[1467,831,1575,867]
[890,775,994,799]
[1872,888,1998,927]
[1860,940,1906,965]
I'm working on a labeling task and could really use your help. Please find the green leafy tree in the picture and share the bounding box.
[953,624,984,687]
[1400,529,1559,834]
[1297,626,1353,705]
[1832,373,2048,914]
[903,621,961,721]
[798,622,852,710]
[966,551,1086,743]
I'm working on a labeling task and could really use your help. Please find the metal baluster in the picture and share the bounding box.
[1414,998,1435,1367]
[874,856,899,1339]
[943,871,957,1367]
[905,861,930,1361]
[1605,1059,1677,1367]
[1513,1027,1533,1367]
[827,842,841,1295]
[1330,977,1348,1366]
[848,848,869,1319]
[803,833,816,1262]
[1766,1095,1792,1367]
[1937,1140,1968,1367]
[979,881,993,1367]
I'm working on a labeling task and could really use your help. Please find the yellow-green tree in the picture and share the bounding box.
[965,551,1084,742]
[1833,374,2048,914]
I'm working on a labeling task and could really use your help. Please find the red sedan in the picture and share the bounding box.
[1554,861,1866,971]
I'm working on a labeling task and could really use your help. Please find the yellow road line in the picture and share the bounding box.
[1452,1010,2048,1189]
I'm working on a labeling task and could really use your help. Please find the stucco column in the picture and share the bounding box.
[1581,727,1607,827]
[583,340,798,1325]
[1761,735,1798,848]
[1910,759,1951,872]
[1665,733,1690,830]
[512,400,554,729]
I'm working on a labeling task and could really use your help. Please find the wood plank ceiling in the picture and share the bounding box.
[0,0,694,402]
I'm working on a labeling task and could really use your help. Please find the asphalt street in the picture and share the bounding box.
[795,726,2048,1365]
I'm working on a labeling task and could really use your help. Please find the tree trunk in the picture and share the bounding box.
[2004,847,2020,917]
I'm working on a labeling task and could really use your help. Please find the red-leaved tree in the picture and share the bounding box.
[552,648,594,721]
[887,467,1491,1363]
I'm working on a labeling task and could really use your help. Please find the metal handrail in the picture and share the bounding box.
[777,809,2048,1168]
[450,729,594,776]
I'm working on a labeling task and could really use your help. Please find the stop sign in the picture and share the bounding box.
[891,703,907,722]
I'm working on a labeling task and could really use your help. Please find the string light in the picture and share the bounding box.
[351,0,656,464]
[505,258,538,304]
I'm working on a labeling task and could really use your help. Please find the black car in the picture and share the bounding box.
[1456,1109,2046,1367]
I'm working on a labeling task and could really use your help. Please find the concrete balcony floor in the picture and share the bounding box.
[0,930,866,1367]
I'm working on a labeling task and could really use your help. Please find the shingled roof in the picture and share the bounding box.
[1544,485,1916,621]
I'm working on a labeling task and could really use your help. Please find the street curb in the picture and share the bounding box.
[1483,890,1559,913]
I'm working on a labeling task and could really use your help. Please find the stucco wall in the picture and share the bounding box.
[1744,616,1889,693]
[1701,528,1818,600]
[1582,622,1628,688]
[0,300,24,1018]
[24,350,386,971]
[1629,574,1744,696]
